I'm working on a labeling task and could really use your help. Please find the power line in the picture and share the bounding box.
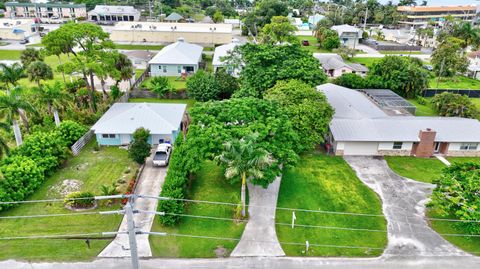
[0,211,102,220]
[0,233,105,240]
[0,194,130,205]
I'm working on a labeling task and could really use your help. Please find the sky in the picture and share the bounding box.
[378,0,478,5]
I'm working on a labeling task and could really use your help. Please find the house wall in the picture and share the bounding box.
[97,131,181,146]
[96,133,121,145]
[110,30,232,44]
[335,141,417,156]
[447,142,480,157]
[339,34,359,49]
[150,63,198,76]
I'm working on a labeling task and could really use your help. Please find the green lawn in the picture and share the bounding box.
[429,76,480,90]
[297,35,331,53]
[149,161,246,257]
[0,141,138,261]
[349,57,382,68]
[140,76,187,91]
[276,152,387,257]
[407,99,438,116]
[385,156,446,183]
[129,98,195,109]
[380,50,425,55]
[114,44,164,50]
[135,69,145,79]
[471,98,480,109]
[447,157,480,164]
[0,50,22,60]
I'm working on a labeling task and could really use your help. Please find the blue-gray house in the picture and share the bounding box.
[91,102,187,146]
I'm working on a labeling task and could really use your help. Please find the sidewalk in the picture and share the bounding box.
[98,153,167,258]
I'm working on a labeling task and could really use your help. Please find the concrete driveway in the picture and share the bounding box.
[344,156,467,257]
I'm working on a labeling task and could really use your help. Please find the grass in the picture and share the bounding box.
[349,57,382,68]
[428,76,480,90]
[384,156,446,183]
[472,98,480,109]
[297,35,331,53]
[129,98,195,109]
[114,44,164,50]
[0,140,138,261]
[140,76,187,91]
[407,98,438,116]
[135,69,145,79]
[0,50,22,60]
[380,50,425,55]
[203,53,213,72]
[276,152,387,257]
[149,161,246,257]
[447,157,480,164]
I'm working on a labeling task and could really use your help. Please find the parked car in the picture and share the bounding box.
[19,39,29,44]
[423,65,433,71]
[302,40,310,46]
[152,143,172,167]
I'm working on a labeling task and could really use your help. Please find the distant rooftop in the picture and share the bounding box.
[113,21,233,33]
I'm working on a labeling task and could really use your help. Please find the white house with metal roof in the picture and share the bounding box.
[318,83,480,157]
[88,5,140,22]
[148,38,203,76]
[331,24,363,49]
[314,54,368,78]
[91,103,187,146]
[212,38,240,76]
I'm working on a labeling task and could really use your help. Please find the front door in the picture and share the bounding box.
[434,142,440,153]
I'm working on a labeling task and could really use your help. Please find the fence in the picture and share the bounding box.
[362,39,422,51]
[71,130,95,156]
[422,89,480,98]
[130,67,150,92]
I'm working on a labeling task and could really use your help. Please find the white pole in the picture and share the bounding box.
[53,109,60,127]
[125,203,139,269]
[306,240,309,252]
[291,211,296,229]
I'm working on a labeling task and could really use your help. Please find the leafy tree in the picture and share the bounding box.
[228,44,327,97]
[431,92,479,119]
[0,63,24,88]
[369,56,429,98]
[450,22,480,49]
[149,76,173,97]
[35,81,69,116]
[264,80,334,152]
[242,0,288,37]
[215,133,274,217]
[333,73,366,89]
[214,69,238,99]
[41,28,73,83]
[186,70,221,101]
[431,37,468,78]
[57,120,88,146]
[212,9,224,23]
[27,61,53,87]
[429,162,480,233]
[316,28,340,50]
[128,128,151,165]
[20,48,44,68]
[259,16,297,44]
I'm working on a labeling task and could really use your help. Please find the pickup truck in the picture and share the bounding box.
[152,143,172,167]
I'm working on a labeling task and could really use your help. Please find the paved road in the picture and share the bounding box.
[230,177,285,257]
[344,156,467,257]
[98,151,167,258]
[2,256,480,269]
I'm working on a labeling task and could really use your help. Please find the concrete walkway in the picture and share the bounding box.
[344,156,467,257]
[98,152,167,258]
[3,256,480,269]
[435,155,451,166]
[230,176,285,257]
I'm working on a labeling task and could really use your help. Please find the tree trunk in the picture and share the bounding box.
[12,119,23,146]
[101,78,108,101]
[18,109,30,133]
[53,108,60,127]
[241,172,247,217]
[58,55,66,84]
[88,71,97,113]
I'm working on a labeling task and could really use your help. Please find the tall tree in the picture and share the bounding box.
[35,81,70,121]
[431,37,468,78]
[0,88,37,145]
[113,53,134,87]
[0,63,24,88]
[27,61,53,87]
[42,29,73,84]
[20,48,44,68]
[216,134,274,217]
[259,16,297,44]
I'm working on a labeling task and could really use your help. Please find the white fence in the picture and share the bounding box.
[71,130,95,156]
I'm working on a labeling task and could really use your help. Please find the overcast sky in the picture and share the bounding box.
[378,0,478,5]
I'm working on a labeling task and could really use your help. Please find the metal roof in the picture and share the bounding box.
[91,103,186,134]
[5,2,85,8]
[212,39,239,66]
[89,5,140,15]
[314,54,368,72]
[165,12,183,21]
[331,24,362,36]
[113,21,233,33]
[148,38,203,65]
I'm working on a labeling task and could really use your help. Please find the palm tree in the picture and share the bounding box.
[114,53,133,87]
[0,63,25,88]
[0,87,38,145]
[35,81,70,125]
[0,121,10,158]
[215,134,274,217]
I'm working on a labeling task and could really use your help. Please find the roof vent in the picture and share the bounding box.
[177,37,185,42]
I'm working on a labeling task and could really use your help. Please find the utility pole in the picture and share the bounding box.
[149,0,153,19]
[436,57,445,89]
[363,5,368,31]
[125,202,139,269]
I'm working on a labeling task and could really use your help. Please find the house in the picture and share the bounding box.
[318,83,480,157]
[123,50,156,69]
[91,103,187,146]
[164,12,183,22]
[109,21,233,44]
[397,5,477,27]
[224,18,241,28]
[212,38,240,76]
[314,54,368,78]
[308,14,325,29]
[88,5,140,22]
[201,16,213,23]
[5,2,86,20]
[0,18,35,40]
[331,24,362,49]
[148,37,203,77]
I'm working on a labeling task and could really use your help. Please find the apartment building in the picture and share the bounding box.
[5,2,87,20]
[397,5,477,27]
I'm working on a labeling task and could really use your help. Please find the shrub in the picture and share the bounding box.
[58,120,88,146]
[186,70,221,101]
[431,92,479,118]
[214,69,238,99]
[149,76,173,97]
[110,85,121,100]
[128,128,151,164]
[0,156,45,211]
[64,191,95,208]
[333,73,366,89]
[415,96,428,105]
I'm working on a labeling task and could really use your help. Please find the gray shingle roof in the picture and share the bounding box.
[148,39,203,65]
[165,12,184,21]
[314,54,368,72]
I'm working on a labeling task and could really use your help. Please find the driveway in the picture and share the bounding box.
[98,150,167,258]
[344,156,467,257]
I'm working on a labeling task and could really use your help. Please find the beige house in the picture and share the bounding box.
[110,22,233,45]
[5,2,87,20]
[0,18,35,40]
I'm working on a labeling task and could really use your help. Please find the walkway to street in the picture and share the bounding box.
[98,152,167,258]
[230,176,285,257]
[344,156,467,257]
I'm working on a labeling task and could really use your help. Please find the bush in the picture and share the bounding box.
[110,85,121,100]
[416,96,428,105]
[0,156,45,211]
[186,70,221,101]
[64,191,95,208]
[214,69,238,99]
[431,92,479,118]
[128,128,151,164]
[149,76,173,97]
[58,120,88,146]
[333,73,366,89]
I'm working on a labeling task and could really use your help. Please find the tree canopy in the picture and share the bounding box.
[259,16,297,45]
[431,37,468,78]
[431,92,479,119]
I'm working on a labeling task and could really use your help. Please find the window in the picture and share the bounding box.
[460,143,478,151]
[102,134,116,139]
[393,142,403,150]
[163,66,167,73]
[177,66,182,73]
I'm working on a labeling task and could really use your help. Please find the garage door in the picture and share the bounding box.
[343,142,379,156]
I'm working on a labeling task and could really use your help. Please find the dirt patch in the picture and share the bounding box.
[214,246,228,258]
[48,179,83,198]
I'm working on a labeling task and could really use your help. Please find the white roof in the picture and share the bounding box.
[91,103,186,134]
[315,54,368,72]
[318,83,480,143]
[212,39,239,66]
[113,22,233,34]
[331,24,362,36]
[148,39,203,65]
[90,5,139,15]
